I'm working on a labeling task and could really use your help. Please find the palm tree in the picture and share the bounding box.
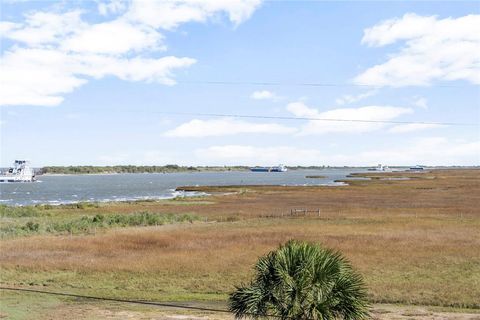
[229,240,369,320]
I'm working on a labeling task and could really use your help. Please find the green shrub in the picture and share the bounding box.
[92,214,104,223]
[22,221,40,232]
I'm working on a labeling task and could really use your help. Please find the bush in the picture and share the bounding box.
[22,221,40,232]
[92,214,104,223]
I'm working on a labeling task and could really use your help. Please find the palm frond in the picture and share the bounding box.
[228,240,370,320]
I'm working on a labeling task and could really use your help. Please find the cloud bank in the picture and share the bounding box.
[195,138,480,166]
[164,117,295,137]
[355,13,480,86]
[286,102,413,135]
[0,0,262,106]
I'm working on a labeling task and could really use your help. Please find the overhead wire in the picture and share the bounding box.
[120,110,477,127]
[0,287,232,314]
[176,80,473,88]
[0,287,298,319]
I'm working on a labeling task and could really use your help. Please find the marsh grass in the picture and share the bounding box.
[1,169,479,309]
[1,211,201,237]
[0,205,43,217]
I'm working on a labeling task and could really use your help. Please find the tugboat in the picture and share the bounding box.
[250,164,287,172]
[0,160,36,182]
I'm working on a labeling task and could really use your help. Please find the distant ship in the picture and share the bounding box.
[409,165,425,171]
[368,164,390,172]
[0,160,36,182]
[250,164,287,172]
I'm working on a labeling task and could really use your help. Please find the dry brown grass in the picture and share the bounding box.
[1,169,479,308]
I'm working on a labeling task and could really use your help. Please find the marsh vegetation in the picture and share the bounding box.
[1,169,479,318]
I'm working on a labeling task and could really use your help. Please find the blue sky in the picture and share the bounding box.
[1,0,479,166]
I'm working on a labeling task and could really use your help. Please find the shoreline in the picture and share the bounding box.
[0,170,441,206]
[0,190,209,207]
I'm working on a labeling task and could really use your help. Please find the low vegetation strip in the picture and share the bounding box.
[39,165,249,174]
[0,205,43,218]
[1,211,201,237]
[0,203,101,217]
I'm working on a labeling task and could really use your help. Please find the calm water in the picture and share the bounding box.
[0,169,367,206]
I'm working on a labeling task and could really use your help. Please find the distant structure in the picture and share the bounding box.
[0,160,36,182]
[250,164,288,172]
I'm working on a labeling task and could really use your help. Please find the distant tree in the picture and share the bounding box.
[229,240,369,320]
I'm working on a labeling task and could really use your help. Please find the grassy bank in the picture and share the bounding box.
[1,204,201,237]
[1,169,479,313]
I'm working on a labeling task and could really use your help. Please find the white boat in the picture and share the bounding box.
[368,164,390,172]
[0,160,36,182]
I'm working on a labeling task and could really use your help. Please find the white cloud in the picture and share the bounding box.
[125,0,262,30]
[389,123,444,133]
[164,117,295,137]
[286,101,413,135]
[0,0,262,107]
[356,137,480,166]
[0,10,86,46]
[0,48,195,106]
[195,145,320,165]
[98,0,127,16]
[413,96,428,109]
[355,14,480,86]
[336,89,377,105]
[62,19,164,54]
[195,138,480,166]
[251,90,278,100]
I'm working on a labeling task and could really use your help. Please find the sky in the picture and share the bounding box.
[0,0,479,167]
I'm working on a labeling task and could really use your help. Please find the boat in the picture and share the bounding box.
[409,165,425,171]
[250,164,287,172]
[368,164,390,172]
[0,160,36,182]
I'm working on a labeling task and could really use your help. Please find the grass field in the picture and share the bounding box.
[1,169,479,319]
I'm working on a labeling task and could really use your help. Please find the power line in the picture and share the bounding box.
[133,111,477,127]
[0,287,294,319]
[0,287,232,314]
[177,80,473,88]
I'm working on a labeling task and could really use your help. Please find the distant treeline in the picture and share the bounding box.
[39,165,250,175]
